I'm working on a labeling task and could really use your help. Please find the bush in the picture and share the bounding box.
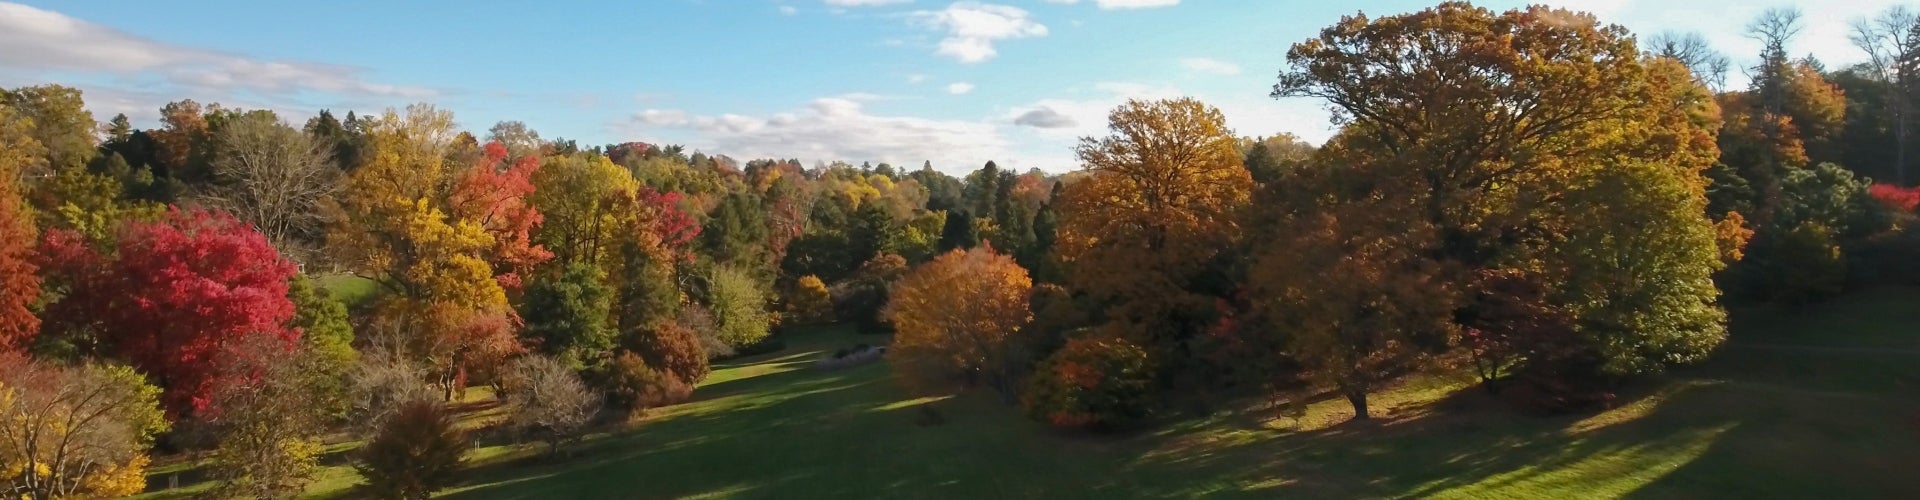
[353,400,469,500]
[832,253,908,333]
[787,274,834,324]
[1021,335,1155,431]
[626,320,710,388]
[501,356,600,455]
[607,351,692,413]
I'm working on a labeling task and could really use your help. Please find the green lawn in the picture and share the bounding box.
[312,273,382,309]
[140,288,1920,499]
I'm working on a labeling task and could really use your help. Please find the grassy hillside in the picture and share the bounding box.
[140,288,1920,499]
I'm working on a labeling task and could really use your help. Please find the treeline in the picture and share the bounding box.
[0,88,1069,495]
[885,1,1920,432]
[6,1,1920,498]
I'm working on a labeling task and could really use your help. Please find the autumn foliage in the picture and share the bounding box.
[1021,334,1155,430]
[37,207,298,417]
[1869,184,1920,213]
[886,246,1033,396]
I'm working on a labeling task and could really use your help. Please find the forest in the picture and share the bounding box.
[3,1,1920,498]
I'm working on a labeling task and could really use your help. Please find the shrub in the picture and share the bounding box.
[1021,335,1155,431]
[787,274,834,324]
[354,400,469,500]
[501,356,600,455]
[607,351,692,413]
[0,358,169,499]
[832,253,908,333]
[626,320,710,388]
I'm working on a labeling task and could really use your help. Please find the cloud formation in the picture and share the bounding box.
[911,2,1048,63]
[630,95,1015,172]
[0,2,434,100]
[947,82,976,94]
[1043,0,1182,9]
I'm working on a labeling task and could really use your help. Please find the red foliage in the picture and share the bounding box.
[450,141,554,290]
[0,178,38,353]
[37,207,298,418]
[642,187,701,251]
[1869,183,1920,213]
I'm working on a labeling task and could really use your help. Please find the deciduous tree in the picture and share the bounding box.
[886,246,1033,397]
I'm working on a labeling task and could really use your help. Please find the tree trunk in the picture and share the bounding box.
[1345,389,1371,421]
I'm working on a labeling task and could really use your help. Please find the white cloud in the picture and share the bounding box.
[825,0,910,5]
[626,95,1017,173]
[0,2,433,100]
[1043,0,1181,9]
[946,82,975,94]
[1181,57,1241,76]
[906,73,930,84]
[780,5,799,15]
[911,2,1048,63]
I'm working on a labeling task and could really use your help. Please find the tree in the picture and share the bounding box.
[1054,98,1251,375]
[1,85,96,174]
[1647,31,1731,90]
[702,191,772,270]
[486,120,543,160]
[1271,3,1734,396]
[0,359,169,499]
[204,336,333,499]
[500,356,599,456]
[1249,195,1457,420]
[288,275,357,421]
[886,246,1033,398]
[706,265,773,348]
[353,400,469,500]
[788,274,834,324]
[1850,6,1918,184]
[449,142,552,291]
[529,153,640,269]
[199,110,341,263]
[37,207,299,418]
[521,262,616,369]
[0,105,43,353]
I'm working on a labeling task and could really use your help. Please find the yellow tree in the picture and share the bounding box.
[1267,2,1735,405]
[327,104,519,397]
[886,246,1033,397]
[787,275,834,324]
[1054,98,1251,367]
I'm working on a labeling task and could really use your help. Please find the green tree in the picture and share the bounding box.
[521,262,617,369]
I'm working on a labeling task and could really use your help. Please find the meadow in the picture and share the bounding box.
[135,287,1920,499]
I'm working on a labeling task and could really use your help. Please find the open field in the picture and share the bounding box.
[139,288,1920,499]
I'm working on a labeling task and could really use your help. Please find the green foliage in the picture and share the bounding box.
[706,266,773,348]
[288,274,357,421]
[354,400,469,500]
[522,262,617,369]
[1761,221,1847,304]
[1551,162,1729,378]
[1021,334,1155,431]
[703,191,772,270]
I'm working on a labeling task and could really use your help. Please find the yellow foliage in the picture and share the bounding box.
[886,247,1032,395]
[1056,98,1251,325]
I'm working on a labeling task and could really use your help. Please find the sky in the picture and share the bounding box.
[0,0,1910,174]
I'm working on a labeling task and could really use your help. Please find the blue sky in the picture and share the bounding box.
[0,0,1906,173]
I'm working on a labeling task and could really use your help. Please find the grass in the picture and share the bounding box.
[139,288,1920,499]
[312,273,381,309]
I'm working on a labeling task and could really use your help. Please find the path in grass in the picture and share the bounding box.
[434,288,1920,499]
